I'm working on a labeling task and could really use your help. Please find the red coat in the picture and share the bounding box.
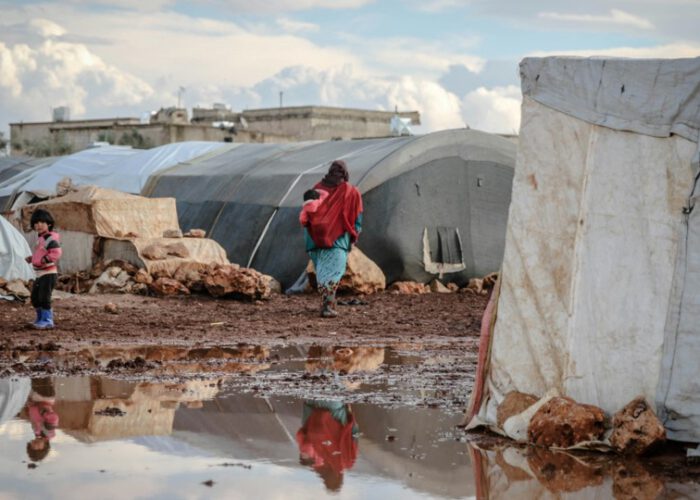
[306,182,362,248]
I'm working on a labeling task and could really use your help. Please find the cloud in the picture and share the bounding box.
[530,42,700,59]
[275,17,320,34]
[538,9,654,30]
[461,85,521,134]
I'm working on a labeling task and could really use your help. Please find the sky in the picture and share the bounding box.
[1,0,699,138]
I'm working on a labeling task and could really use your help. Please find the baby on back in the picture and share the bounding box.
[299,188,328,226]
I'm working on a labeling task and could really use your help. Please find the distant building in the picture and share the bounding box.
[192,105,421,142]
[9,105,422,157]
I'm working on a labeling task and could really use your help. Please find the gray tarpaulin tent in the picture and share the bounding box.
[145,129,516,287]
[469,56,700,444]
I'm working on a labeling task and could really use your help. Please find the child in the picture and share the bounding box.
[25,378,58,463]
[299,188,328,227]
[25,209,62,329]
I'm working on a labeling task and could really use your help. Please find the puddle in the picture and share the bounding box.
[1,375,473,499]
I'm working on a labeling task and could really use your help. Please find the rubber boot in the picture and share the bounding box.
[28,308,41,327]
[33,308,54,330]
[320,296,338,318]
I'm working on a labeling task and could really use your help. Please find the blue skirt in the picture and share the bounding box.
[309,248,348,288]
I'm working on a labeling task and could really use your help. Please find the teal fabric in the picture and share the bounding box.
[309,247,348,288]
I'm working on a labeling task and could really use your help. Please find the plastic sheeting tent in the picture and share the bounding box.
[144,129,516,287]
[0,215,33,282]
[468,57,700,443]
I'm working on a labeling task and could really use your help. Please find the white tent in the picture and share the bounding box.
[0,216,33,283]
[469,57,700,443]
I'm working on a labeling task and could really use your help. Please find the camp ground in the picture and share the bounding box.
[2,56,700,498]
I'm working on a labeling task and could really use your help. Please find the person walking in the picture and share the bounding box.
[301,160,363,318]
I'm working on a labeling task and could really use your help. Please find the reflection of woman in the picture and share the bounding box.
[296,400,359,492]
[303,160,363,318]
[24,378,59,463]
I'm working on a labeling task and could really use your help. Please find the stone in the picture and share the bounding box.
[142,244,168,260]
[4,280,30,299]
[609,397,666,455]
[105,259,139,275]
[163,229,183,238]
[204,264,272,300]
[497,391,539,428]
[89,267,131,294]
[447,283,459,292]
[0,277,7,288]
[306,246,386,295]
[184,229,206,238]
[528,396,607,448]
[164,242,190,258]
[172,262,208,292]
[150,277,190,296]
[611,462,664,500]
[133,269,153,285]
[429,279,451,293]
[104,303,118,314]
[388,281,430,294]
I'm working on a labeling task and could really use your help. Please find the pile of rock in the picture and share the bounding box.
[496,391,666,455]
[56,259,278,301]
[388,272,499,295]
[0,277,31,301]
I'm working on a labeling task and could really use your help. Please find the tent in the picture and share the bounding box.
[468,57,700,443]
[0,215,33,282]
[0,130,516,287]
[145,129,516,287]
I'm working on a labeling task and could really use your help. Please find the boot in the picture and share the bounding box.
[320,297,338,318]
[33,308,54,330]
[28,308,41,326]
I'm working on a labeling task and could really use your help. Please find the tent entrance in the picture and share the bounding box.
[422,227,465,276]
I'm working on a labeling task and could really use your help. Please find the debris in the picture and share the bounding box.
[150,277,190,296]
[429,279,451,293]
[163,229,183,238]
[184,229,206,238]
[204,264,273,300]
[610,397,666,455]
[528,396,606,448]
[497,391,538,428]
[388,281,430,294]
[104,303,119,314]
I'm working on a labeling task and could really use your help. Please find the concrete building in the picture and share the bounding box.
[10,105,421,157]
[191,105,421,141]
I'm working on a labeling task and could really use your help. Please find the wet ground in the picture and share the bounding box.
[2,292,700,498]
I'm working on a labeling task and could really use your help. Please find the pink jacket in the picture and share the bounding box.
[31,231,62,273]
[299,191,329,227]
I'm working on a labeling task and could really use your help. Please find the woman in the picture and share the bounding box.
[302,160,363,318]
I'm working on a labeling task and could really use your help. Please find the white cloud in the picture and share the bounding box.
[530,42,700,59]
[538,9,654,30]
[461,85,521,134]
[275,17,320,34]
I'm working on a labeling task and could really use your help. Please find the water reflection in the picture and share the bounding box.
[0,375,471,499]
[296,400,359,492]
[24,378,59,463]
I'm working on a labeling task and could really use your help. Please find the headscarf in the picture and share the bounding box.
[320,160,349,188]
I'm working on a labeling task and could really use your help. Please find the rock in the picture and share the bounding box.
[142,244,168,260]
[131,283,149,295]
[150,277,190,296]
[104,303,118,314]
[265,276,282,294]
[133,269,153,285]
[172,262,208,292]
[306,246,386,294]
[528,396,607,448]
[447,283,459,292]
[429,279,451,293]
[105,259,139,275]
[184,229,206,238]
[163,229,183,238]
[164,242,190,258]
[89,267,131,294]
[0,277,7,288]
[497,391,539,428]
[462,272,499,295]
[609,397,666,455]
[388,281,430,294]
[4,280,30,299]
[204,264,272,300]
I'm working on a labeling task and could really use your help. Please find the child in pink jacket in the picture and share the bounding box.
[25,209,62,329]
[299,188,328,227]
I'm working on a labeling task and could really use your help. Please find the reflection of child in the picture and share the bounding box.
[25,378,58,463]
[299,189,328,227]
[25,209,62,329]
[296,400,359,492]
